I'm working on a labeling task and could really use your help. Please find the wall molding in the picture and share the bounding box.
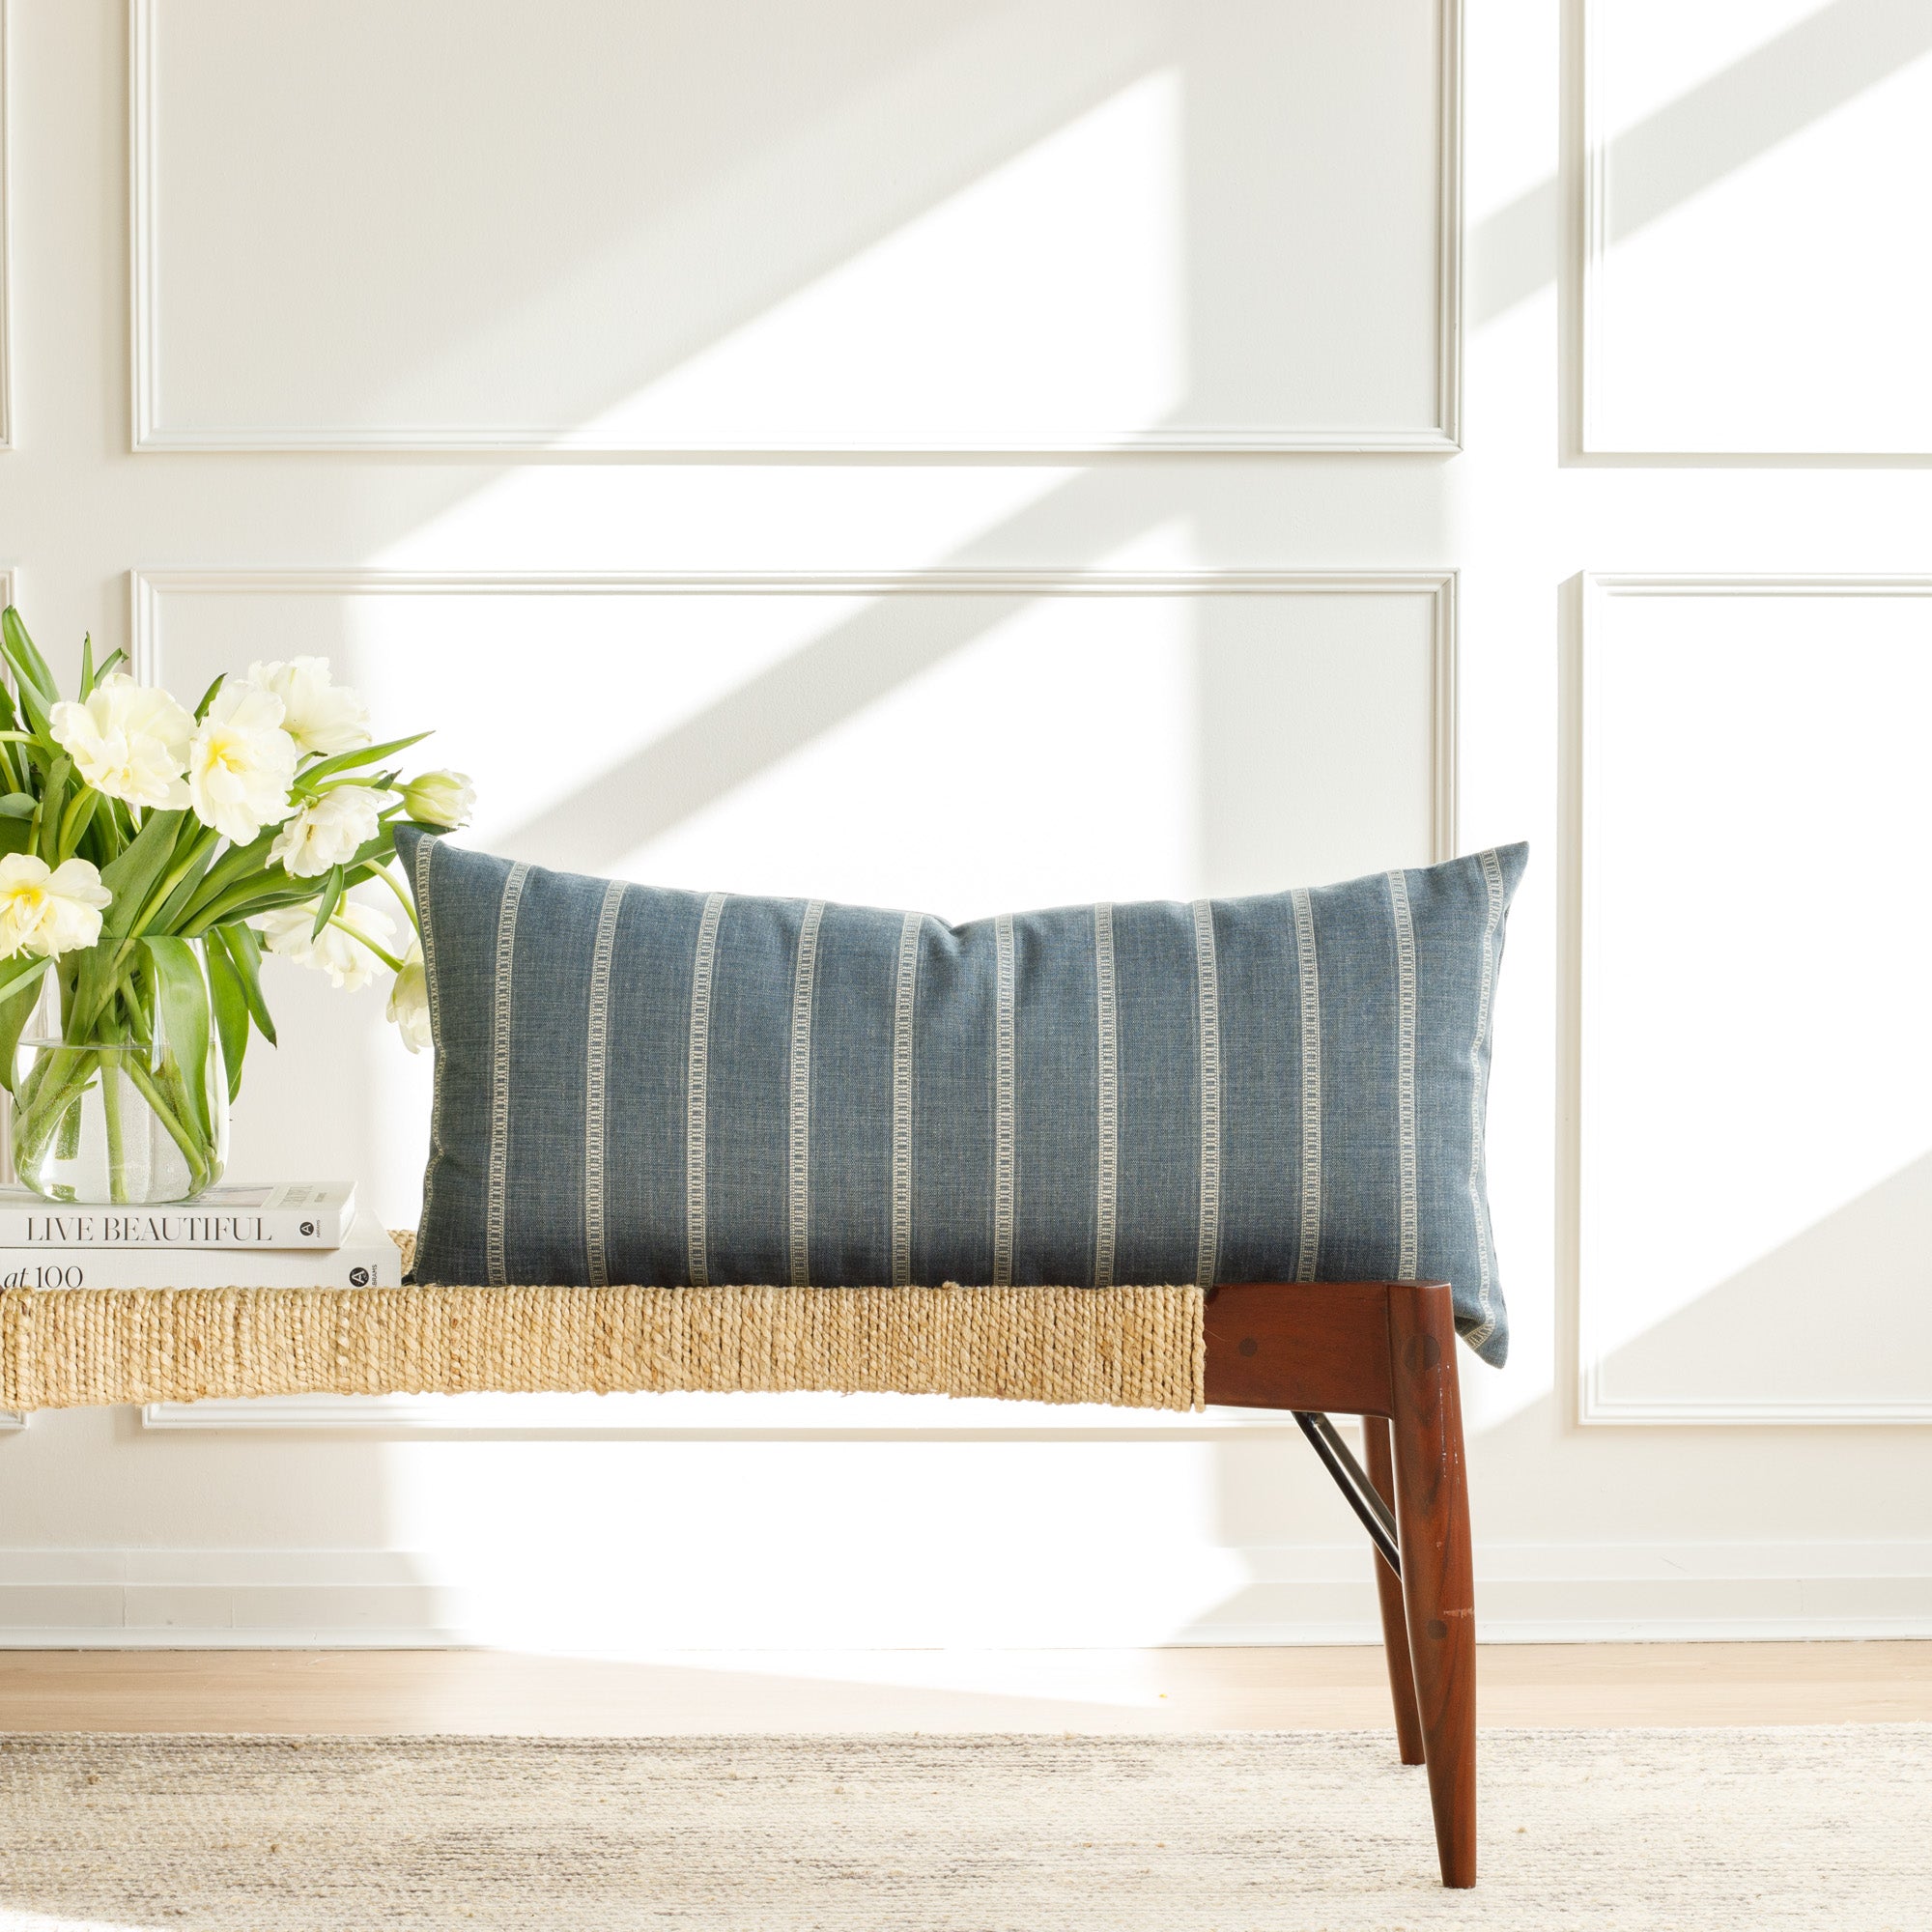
[1571,0,1932,466]
[1571,0,1616,459]
[128,0,1463,456]
[128,0,156,459]
[1570,574,1932,1425]
[1432,0,1463,452]
[2,1537,1924,1647]
[0,0,13,450]
[130,565,1459,865]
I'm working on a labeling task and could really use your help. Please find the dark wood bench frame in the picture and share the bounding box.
[1203,1278,1475,1888]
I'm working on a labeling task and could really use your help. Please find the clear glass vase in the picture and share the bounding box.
[9,958,228,1206]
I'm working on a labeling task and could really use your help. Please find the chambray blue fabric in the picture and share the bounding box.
[401,830,1527,1365]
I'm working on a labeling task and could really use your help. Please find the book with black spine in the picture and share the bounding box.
[0,1209,401,1290]
[0,1180,356,1250]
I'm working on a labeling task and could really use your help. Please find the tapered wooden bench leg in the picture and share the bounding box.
[1199,1277,1475,1883]
[1386,1282,1477,1889]
[1362,1413,1426,1767]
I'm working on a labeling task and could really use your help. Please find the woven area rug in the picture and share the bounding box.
[2,1728,1925,1930]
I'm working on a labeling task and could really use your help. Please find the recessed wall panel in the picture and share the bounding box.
[135,568,1451,1247]
[1577,579,1932,1420]
[1580,0,1932,456]
[132,0,1455,451]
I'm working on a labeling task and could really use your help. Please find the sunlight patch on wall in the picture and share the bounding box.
[576,72,1187,451]
[331,587,1199,916]
[1594,0,1828,131]
[607,595,1202,917]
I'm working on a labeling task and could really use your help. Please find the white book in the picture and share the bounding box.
[0,1180,356,1249]
[0,1210,402,1291]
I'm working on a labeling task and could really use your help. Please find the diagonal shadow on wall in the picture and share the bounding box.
[502,585,1041,869]
[1584,1148,1932,1416]
[496,467,1193,867]
[1471,0,1932,325]
[490,0,1932,867]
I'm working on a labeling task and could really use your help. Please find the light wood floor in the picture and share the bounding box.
[3,1643,1926,1734]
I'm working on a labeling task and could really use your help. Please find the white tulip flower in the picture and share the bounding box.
[244,658,371,757]
[400,769,475,829]
[270,784,399,878]
[253,898,396,993]
[387,943,433,1052]
[188,686,299,844]
[0,853,113,961]
[48,674,195,810]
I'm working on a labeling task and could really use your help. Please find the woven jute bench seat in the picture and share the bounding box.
[0,1234,1205,1413]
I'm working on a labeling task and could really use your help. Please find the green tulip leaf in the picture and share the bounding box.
[148,838,219,935]
[0,957,50,1095]
[298,733,432,788]
[205,934,249,1103]
[141,937,213,1143]
[309,865,347,940]
[99,809,188,938]
[213,923,276,1047]
[0,606,61,704]
[36,755,70,864]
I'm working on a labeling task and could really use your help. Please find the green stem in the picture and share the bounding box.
[71,838,218,1037]
[330,916,405,973]
[53,1077,91,1162]
[120,1054,210,1196]
[100,1053,128,1205]
[11,956,217,1200]
[374,863,420,934]
[12,1047,103,1175]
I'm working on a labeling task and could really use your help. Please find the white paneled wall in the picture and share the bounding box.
[132,0,1455,451]
[0,0,1928,1648]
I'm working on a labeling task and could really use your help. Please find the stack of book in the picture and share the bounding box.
[0,1182,402,1290]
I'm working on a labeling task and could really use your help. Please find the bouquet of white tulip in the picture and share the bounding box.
[0,606,470,1205]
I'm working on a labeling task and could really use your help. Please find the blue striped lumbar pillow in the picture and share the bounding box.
[400,832,1527,1365]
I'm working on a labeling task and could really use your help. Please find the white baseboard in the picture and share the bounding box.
[1,1542,1926,1648]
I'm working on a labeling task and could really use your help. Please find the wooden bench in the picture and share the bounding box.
[3,1269,1477,1887]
